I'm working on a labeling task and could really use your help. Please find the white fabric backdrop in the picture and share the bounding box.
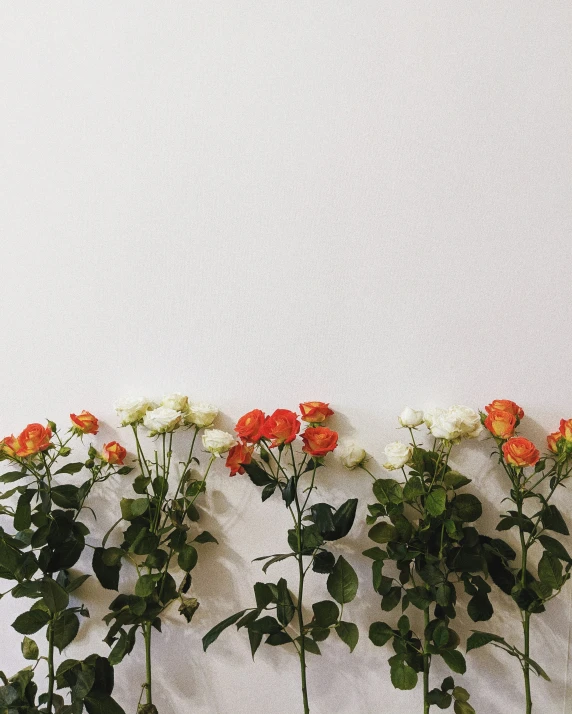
[1,3,571,713]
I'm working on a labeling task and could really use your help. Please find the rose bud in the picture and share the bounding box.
[299,402,334,424]
[70,410,99,435]
[102,441,127,465]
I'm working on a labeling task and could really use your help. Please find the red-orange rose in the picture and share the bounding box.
[485,400,524,421]
[502,437,540,468]
[484,410,516,439]
[299,401,334,424]
[301,427,338,457]
[547,431,563,453]
[102,441,127,465]
[0,435,20,457]
[262,409,300,447]
[70,410,99,435]
[225,442,254,476]
[16,424,53,457]
[559,418,572,442]
[235,409,266,443]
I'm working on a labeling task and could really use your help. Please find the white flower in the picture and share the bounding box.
[424,406,482,441]
[143,407,182,434]
[115,397,154,426]
[202,429,237,456]
[398,407,424,428]
[449,405,482,439]
[383,441,412,470]
[161,393,189,412]
[338,440,367,470]
[185,402,219,428]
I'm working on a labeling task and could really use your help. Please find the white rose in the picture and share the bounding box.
[202,429,237,456]
[161,393,189,412]
[185,402,219,428]
[115,397,154,426]
[399,407,424,428]
[383,441,413,470]
[143,407,182,434]
[425,406,482,441]
[449,405,482,439]
[338,440,367,470]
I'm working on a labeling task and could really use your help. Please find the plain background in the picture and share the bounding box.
[1,2,572,713]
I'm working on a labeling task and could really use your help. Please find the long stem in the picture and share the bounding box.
[144,622,153,706]
[523,612,532,714]
[515,472,532,714]
[46,619,55,714]
[423,608,430,714]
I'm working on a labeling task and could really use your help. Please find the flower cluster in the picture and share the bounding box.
[114,394,219,433]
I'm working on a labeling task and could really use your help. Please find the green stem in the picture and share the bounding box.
[46,619,55,714]
[297,531,309,714]
[144,622,153,706]
[423,608,430,714]
[523,612,532,714]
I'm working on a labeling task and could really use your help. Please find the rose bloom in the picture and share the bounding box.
[143,407,182,434]
[161,393,189,412]
[235,409,266,443]
[425,406,481,441]
[0,435,21,458]
[185,402,219,428]
[301,427,338,457]
[70,410,99,435]
[115,397,154,426]
[299,402,334,424]
[383,441,412,470]
[262,409,300,447]
[226,442,254,476]
[547,431,563,454]
[202,429,237,456]
[338,440,367,469]
[399,407,424,428]
[484,410,516,439]
[102,441,127,465]
[502,437,540,468]
[559,418,572,442]
[485,400,524,421]
[16,424,53,457]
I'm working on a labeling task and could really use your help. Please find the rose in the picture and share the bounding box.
[398,407,424,428]
[484,410,516,439]
[449,405,482,439]
[383,441,412,470]
[185,402,219,428]
[485,400,524,421]
[502,437,540,468]
[235,409,266,443]
[299,402,334,424]
[547,431,563,453]
[161,393,189,412]
[115,397,154,426]
[102,441,127,465]
[143,407,182,434]
[337,440,367,469]
[0,435,20,458]
[301,427,338,457]
[262,409,300,447]
[202,429,237,456]
[424,406,482,441]
[226,442,254,476]
[70,410,99,435]
[16,424,53,457]
[560,418,572,442]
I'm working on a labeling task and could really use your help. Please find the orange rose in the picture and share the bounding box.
[485,400,524,421]
[225,442,254,476]
[102,441,127,465]
[559,418,572,442]
[299,401,334,424]
[484,410,516,439]
[0,435,21,458]
[301,427,338,457]
[547,431,563,453]
[502,437,540,468]
[70,410,99,435]
[262,409,300,447]
[235,409,266,443]
[15,424,53,457]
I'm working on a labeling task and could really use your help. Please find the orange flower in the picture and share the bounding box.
[299,401,334,424]
[301,426,338,457]
[70,410,99,435]
[0,435,21,457]
[559,418,572,442]
[502,437,540,468]
[547,431,563,453]
[485,400,524,421]
[225,442,254,476]
[15,424,53,457]
[235,409,266,443]
[262,409,300,447]
[102,441,127,465]
[484,410,516,439]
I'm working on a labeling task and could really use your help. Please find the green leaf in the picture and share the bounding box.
[451,494,482,522]
[52,611,80,651]
[51,484,80,509]
[312,600,339,627]
[426,488,447,517]
[276,578,295,626]
[66,574,91,593]
[312,550,335,574]
[369,621,393,647]
[242,462,273,487]
[538,535,572,563]
[538,551,562,590]
[541,505,569,535]
[373,479,403,506]
[322,499,358,541]
[336,621,359,652]
[55,462,85,475]
[249,616,283,634]
[368,522,398,544]
[120,498,148,521]
[193,531,218,544]
[0,470,28,483]
[21,636,39,660]
[440,649,466,674]
[14,491,33,530]
[202,610,247,651]
[135,574,157,597]
[454,702,476,714]
[467,593,493,622]
[282,477,296,508]
[362,547,387,561]
[12,609,50,634]
[403,476,424,501]
[444,471,471,489]
[299,635,321,655]
[390,660,418,690]
[261,483,276,501]
[84,694,126,714]
[327,556,358,604]
[92,548,120,591]
[40,578,70,613]
[253,582,274,610]
[178,544,198,573]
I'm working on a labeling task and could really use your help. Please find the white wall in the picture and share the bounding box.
[1,2,571,713]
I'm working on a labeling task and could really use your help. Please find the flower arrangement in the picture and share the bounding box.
[93,395,234,714]
[468,401,572,714]
[0,413,127,713]
[203,402,360,714]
